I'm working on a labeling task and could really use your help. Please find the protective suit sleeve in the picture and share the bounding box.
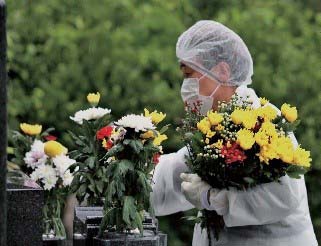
[150,147,194,216]
[208,132,304,227]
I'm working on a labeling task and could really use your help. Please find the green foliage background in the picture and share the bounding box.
[7,0,321,244]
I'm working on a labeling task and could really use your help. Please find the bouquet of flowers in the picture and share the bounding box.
[178,95,311,242]
[97,109,167,236]
[69,92,168,237]
[10,123,76,238]
[68,92,112,205]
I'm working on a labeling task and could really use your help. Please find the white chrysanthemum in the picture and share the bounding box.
[62,170,73,187]
[114,114,155,132]
[52,154,76,178]
[70,107,111,124]
[24,140,48,169]
[30,164,58,190]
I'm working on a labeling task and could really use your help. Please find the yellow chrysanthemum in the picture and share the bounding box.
[144,108,166,125]
[259,97,269,106]
[292,147,311,167]
[254,130,270,146]
[215,124,224,131]
[255,105,278,121]
[87,92,100,106]
[236,129,255,150]
[272,137,294,163]
[153,134,167,146]
[207,111,223,126]
[205,138,210,144]
[141,130,155,139]
[197,118,211,135]
[242,111,257,129]
[44,141,68,158]
[258,145,278,164]
[212,139,224,149]
[20,123,42,135]
[230,109,244,125]
[206,131,215,138]
[281,103,298,123]
[260,121,278,138]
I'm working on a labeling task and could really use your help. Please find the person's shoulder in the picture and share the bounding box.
[160,147,188,162]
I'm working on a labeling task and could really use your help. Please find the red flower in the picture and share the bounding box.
[221,142,247,164]
[97,126,114,140]
[153,153,161,165]
[103,140,113,150]
[44,135,57,141]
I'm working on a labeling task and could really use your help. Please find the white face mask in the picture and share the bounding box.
[181,75,221,115]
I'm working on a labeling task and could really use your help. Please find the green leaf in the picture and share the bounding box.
[159,124,170,134]
[96,180,104,194]
[101,144,124,160]
[123,139,144,154]
[122,196,136,226]
[115,160,135,176]
[243,177,255,184]
[85,156,96,169]
[286,165,307,179]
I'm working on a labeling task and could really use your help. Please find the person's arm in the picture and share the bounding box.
[205,174,303,227]
[151,147,194,216]
[203,132,304,227]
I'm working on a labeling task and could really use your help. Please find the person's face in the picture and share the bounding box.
[179,62,219,97]
[179,62,237,111]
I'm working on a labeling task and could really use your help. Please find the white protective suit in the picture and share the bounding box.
[151,86,318,246]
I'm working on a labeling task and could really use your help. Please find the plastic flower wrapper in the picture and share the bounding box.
[68,92,113,205]
[9,124,76,239]
[177,95,311,243]
[92,109,168,237]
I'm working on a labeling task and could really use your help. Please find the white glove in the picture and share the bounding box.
[180,173,212,209]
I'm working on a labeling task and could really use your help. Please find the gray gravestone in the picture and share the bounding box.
[0,0,7,246]
[7,182,44,246]
[73,207,167,246]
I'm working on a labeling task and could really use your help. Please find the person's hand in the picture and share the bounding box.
[180,173,211,209]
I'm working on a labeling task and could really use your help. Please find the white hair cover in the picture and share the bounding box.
[176,20,253,86]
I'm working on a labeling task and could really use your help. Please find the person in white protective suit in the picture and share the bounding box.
[151,20,318,246]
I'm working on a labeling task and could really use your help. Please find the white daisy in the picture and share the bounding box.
[52,154,76,178]
[24,140,48,169]
[114,114,155,132]
[62,170,74,187]
[70,107,111,125]
[30,164,58,190]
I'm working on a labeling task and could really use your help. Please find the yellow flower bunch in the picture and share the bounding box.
[144,108,166,125]
[281,103,297,122]
[20,123,42,135]
[87,92,100,106]
[44,140,68,157]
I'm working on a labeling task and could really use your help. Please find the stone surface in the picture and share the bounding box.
[73,207,167,246]
[0,0,7,245]
[7,183,44,246]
